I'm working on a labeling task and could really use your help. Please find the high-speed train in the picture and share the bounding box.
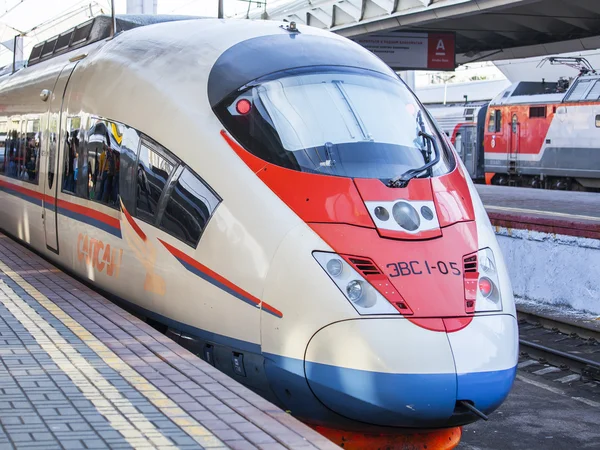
[0,15,518,432]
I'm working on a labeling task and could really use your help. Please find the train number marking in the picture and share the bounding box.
[386,261,461,277]
[77,233,123,278]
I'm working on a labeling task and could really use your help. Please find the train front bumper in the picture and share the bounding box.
[303,315,518,428]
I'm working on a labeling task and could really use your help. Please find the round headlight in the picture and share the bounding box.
[374,206,390,221]
[346,280,363,302]
[326,259,343,277]
[392,202,420,231]
[420,205,434,221]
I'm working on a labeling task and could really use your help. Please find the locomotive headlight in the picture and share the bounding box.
[346,280,363,301]
[392,201,420,231]
[475,248,502,312]
[326,259,343,277]
[313,252,398,315]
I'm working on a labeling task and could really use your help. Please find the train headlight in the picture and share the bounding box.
[392,201,420,231]
[326,259,343,277]
[346,280,363,301]
[313,252,398,315]
[475,248,502,312]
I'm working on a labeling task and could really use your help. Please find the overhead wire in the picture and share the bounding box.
[0,0,28,21]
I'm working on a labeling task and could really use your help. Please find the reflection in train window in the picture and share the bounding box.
[135,142,174,224]
[118,125,140,213]
[24,119,41,184]
[3,118,40,184]
[64,117,140,212]
[63,117,82,193]
[159,168,220,247]
[0,120,7,172]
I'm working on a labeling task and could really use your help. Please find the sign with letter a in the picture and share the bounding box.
[354,31,456,71]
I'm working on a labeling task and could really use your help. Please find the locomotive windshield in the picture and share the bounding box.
[216,67,453,180]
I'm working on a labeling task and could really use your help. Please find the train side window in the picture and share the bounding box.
[5,120,21,179]
[596,115,600,128]
[159,168,220,247]
[0,120,6,173]
[62,117,82,193]
[494,110,502,132]
[23,119,41,184]
[529,107,546,118]
[117,125,141,214]
[74,117,101,200]
[487,114,495,132]
[135,141,174,225]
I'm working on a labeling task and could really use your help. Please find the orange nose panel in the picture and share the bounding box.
[311,425,462,450]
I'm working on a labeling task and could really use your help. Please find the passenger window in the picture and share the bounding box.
[117,125,140,214]
[135,142,174,224]
[91,120,120,206]
[0,120,6,173]
[74,116,100,200]
[62,117,82,193]
[5,120,21,179]
[24,119,40,184]
[159,168,220,247]
[596,115,600,128]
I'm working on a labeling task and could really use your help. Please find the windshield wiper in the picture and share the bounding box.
[387,131,441,188]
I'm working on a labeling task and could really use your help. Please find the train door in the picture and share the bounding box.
[508,112,520,176]
[41,61,78,253]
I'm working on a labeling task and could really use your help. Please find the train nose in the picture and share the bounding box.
[304,316,518,428]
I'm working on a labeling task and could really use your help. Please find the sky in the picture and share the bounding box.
[0,0,271,65]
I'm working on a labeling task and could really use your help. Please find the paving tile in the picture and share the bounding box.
[0,234,339,450]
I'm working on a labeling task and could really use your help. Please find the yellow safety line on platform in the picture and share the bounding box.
[0,260,225,449]
[485,205,600,223]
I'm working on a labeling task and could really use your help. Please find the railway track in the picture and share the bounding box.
[518,311,600,382]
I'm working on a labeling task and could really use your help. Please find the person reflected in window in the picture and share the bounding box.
[111,151,120,205]
[101,146,116,204]
[26,155,36,181]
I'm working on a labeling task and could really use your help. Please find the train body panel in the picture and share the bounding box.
[0,15,517,432]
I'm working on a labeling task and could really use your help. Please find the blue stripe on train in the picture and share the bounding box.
[1,181,121,239]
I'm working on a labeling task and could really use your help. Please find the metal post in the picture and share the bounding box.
[218,0,224,18]
[12,35,23,73]
[111,0,116,37]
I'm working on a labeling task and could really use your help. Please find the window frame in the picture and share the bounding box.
[56,114,222,248]
[133,136,180,227]
[529,106,547,119]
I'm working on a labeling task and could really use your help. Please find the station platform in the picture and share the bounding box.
[476,185,600,239]
[0,233,338,450]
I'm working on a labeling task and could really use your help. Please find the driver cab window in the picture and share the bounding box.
[488,110,502,133]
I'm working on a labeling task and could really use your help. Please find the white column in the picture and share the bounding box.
[126,0,157,14]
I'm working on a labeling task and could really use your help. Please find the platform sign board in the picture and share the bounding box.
[354,32,456,71]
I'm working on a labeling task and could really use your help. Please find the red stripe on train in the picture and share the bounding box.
[159,238,283,318]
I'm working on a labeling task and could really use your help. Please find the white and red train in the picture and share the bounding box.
[429,61,600,190]
[0,15,517,432]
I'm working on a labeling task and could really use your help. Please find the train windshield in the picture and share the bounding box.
[216,68,453,180]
